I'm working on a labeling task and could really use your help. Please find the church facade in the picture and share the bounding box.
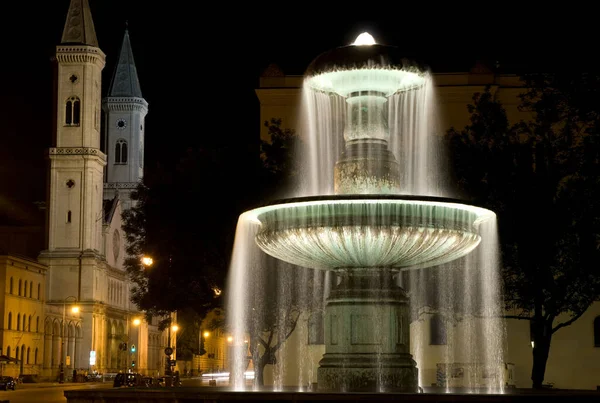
[0,0,169,380]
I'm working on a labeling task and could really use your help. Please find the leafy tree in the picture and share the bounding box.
[121,145,253,326]
[259,118,300,200]
[445,78,600,388]
[121,117,303,363]
[243,255,324,387]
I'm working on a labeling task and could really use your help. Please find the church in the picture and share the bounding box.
[0,0,169,379]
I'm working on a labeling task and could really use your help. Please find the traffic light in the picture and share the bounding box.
[131,360,136,367]
[131,344,136,353]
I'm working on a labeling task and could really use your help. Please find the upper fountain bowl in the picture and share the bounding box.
[304,33,429,97]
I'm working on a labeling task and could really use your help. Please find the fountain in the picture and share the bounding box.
[229,33,497,393]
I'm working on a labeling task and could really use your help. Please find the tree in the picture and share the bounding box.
[243,255,325,387]
[121,117,302,351]
[445,79,600,388]
[259,118,300,201]
[121,145,254,325]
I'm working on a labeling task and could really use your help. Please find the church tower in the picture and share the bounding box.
[38,0,106,372]
[102,28,148,210]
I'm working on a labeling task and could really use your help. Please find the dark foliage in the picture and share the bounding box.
[446,74,600,387]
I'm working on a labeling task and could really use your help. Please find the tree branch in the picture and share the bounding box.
[502,315,532,321]
[552,310,586,334]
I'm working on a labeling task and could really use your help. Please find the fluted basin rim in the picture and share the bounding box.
[244,195,496,271]
[245,194,495,225]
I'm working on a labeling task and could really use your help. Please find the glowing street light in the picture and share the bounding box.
[133,318,141,326]
[141,256,153,267]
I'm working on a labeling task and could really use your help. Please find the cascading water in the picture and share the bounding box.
[226,32,505,393]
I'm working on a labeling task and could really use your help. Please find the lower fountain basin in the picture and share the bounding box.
[246,195,495,271]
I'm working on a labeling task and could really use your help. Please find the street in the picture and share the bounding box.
[0,382,112,403]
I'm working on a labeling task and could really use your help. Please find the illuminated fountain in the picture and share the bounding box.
[229,33,497,392]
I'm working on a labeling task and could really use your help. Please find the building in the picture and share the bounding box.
[0,255,46,378]
[254,64,600,390]
[0,0,174,380]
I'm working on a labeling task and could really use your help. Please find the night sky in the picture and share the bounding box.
[0,1,594,223]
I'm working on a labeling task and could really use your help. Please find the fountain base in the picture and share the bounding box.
[318,353,418,392]
[317,268,418,392]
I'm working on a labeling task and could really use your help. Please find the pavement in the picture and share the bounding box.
[17,381,111,389]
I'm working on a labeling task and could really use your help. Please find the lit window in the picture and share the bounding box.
[65,96,81,126]
[115,139,128,164]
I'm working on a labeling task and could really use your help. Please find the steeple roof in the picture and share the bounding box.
[107,28,143,98]
[61,0,99,47]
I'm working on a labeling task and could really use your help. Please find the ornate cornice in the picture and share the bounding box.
[102,97,148,113]
[49,147,106,161]
[104,182,138,190]
[55,46,106,68]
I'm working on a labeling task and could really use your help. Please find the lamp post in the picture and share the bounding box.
[164,322,178,387]
[59,296,79,384]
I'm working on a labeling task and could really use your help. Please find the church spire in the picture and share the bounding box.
[61,0,99,47]
[108,28,143,98]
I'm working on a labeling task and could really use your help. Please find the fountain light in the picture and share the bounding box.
[353,32,376,46]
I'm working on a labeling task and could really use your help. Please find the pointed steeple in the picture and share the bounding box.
[61,0,99,47]
[108,27,143,98]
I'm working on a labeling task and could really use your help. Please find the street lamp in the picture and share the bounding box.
[164,322,179,386]
[59,296,79,384]
[141,256,153,267]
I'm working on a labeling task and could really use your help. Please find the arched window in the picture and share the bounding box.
[24,281,27,297]
[15,346,19,361]
[37,283,41,300]
[6,346,10,357]
[18,279,22,296]
[29,282,32,298]
[16,314,20,331]
[36,316,39,333]
[430,314,447,345]
[34,348,38,364]
[7,312,12,330]
[28,315,32,332]
[65,96,81,125]
[308,311,325,345]
[22,314,26,331]
[9,277,13,294]
[115,139,128,164]
[20,345,24,364]
[27,347,30,364]
[594,316,600,347]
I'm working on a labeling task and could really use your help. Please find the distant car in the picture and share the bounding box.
[113,373,144,388]
[0,376,15,390]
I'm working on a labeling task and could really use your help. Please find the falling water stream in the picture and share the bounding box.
[226,34,505,393]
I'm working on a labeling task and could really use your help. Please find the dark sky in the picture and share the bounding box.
[0,1,594,221]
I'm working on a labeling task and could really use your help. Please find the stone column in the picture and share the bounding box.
[52,334,61,368]
[44,334,52,369]
[317,268,417,392]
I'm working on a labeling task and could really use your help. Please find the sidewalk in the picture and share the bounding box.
[18,381,112,389]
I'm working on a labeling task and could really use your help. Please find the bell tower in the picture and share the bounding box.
[39,0,106,302]
[103,27,148,210]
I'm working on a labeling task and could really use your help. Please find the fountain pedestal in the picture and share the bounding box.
[317,269,418,392]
